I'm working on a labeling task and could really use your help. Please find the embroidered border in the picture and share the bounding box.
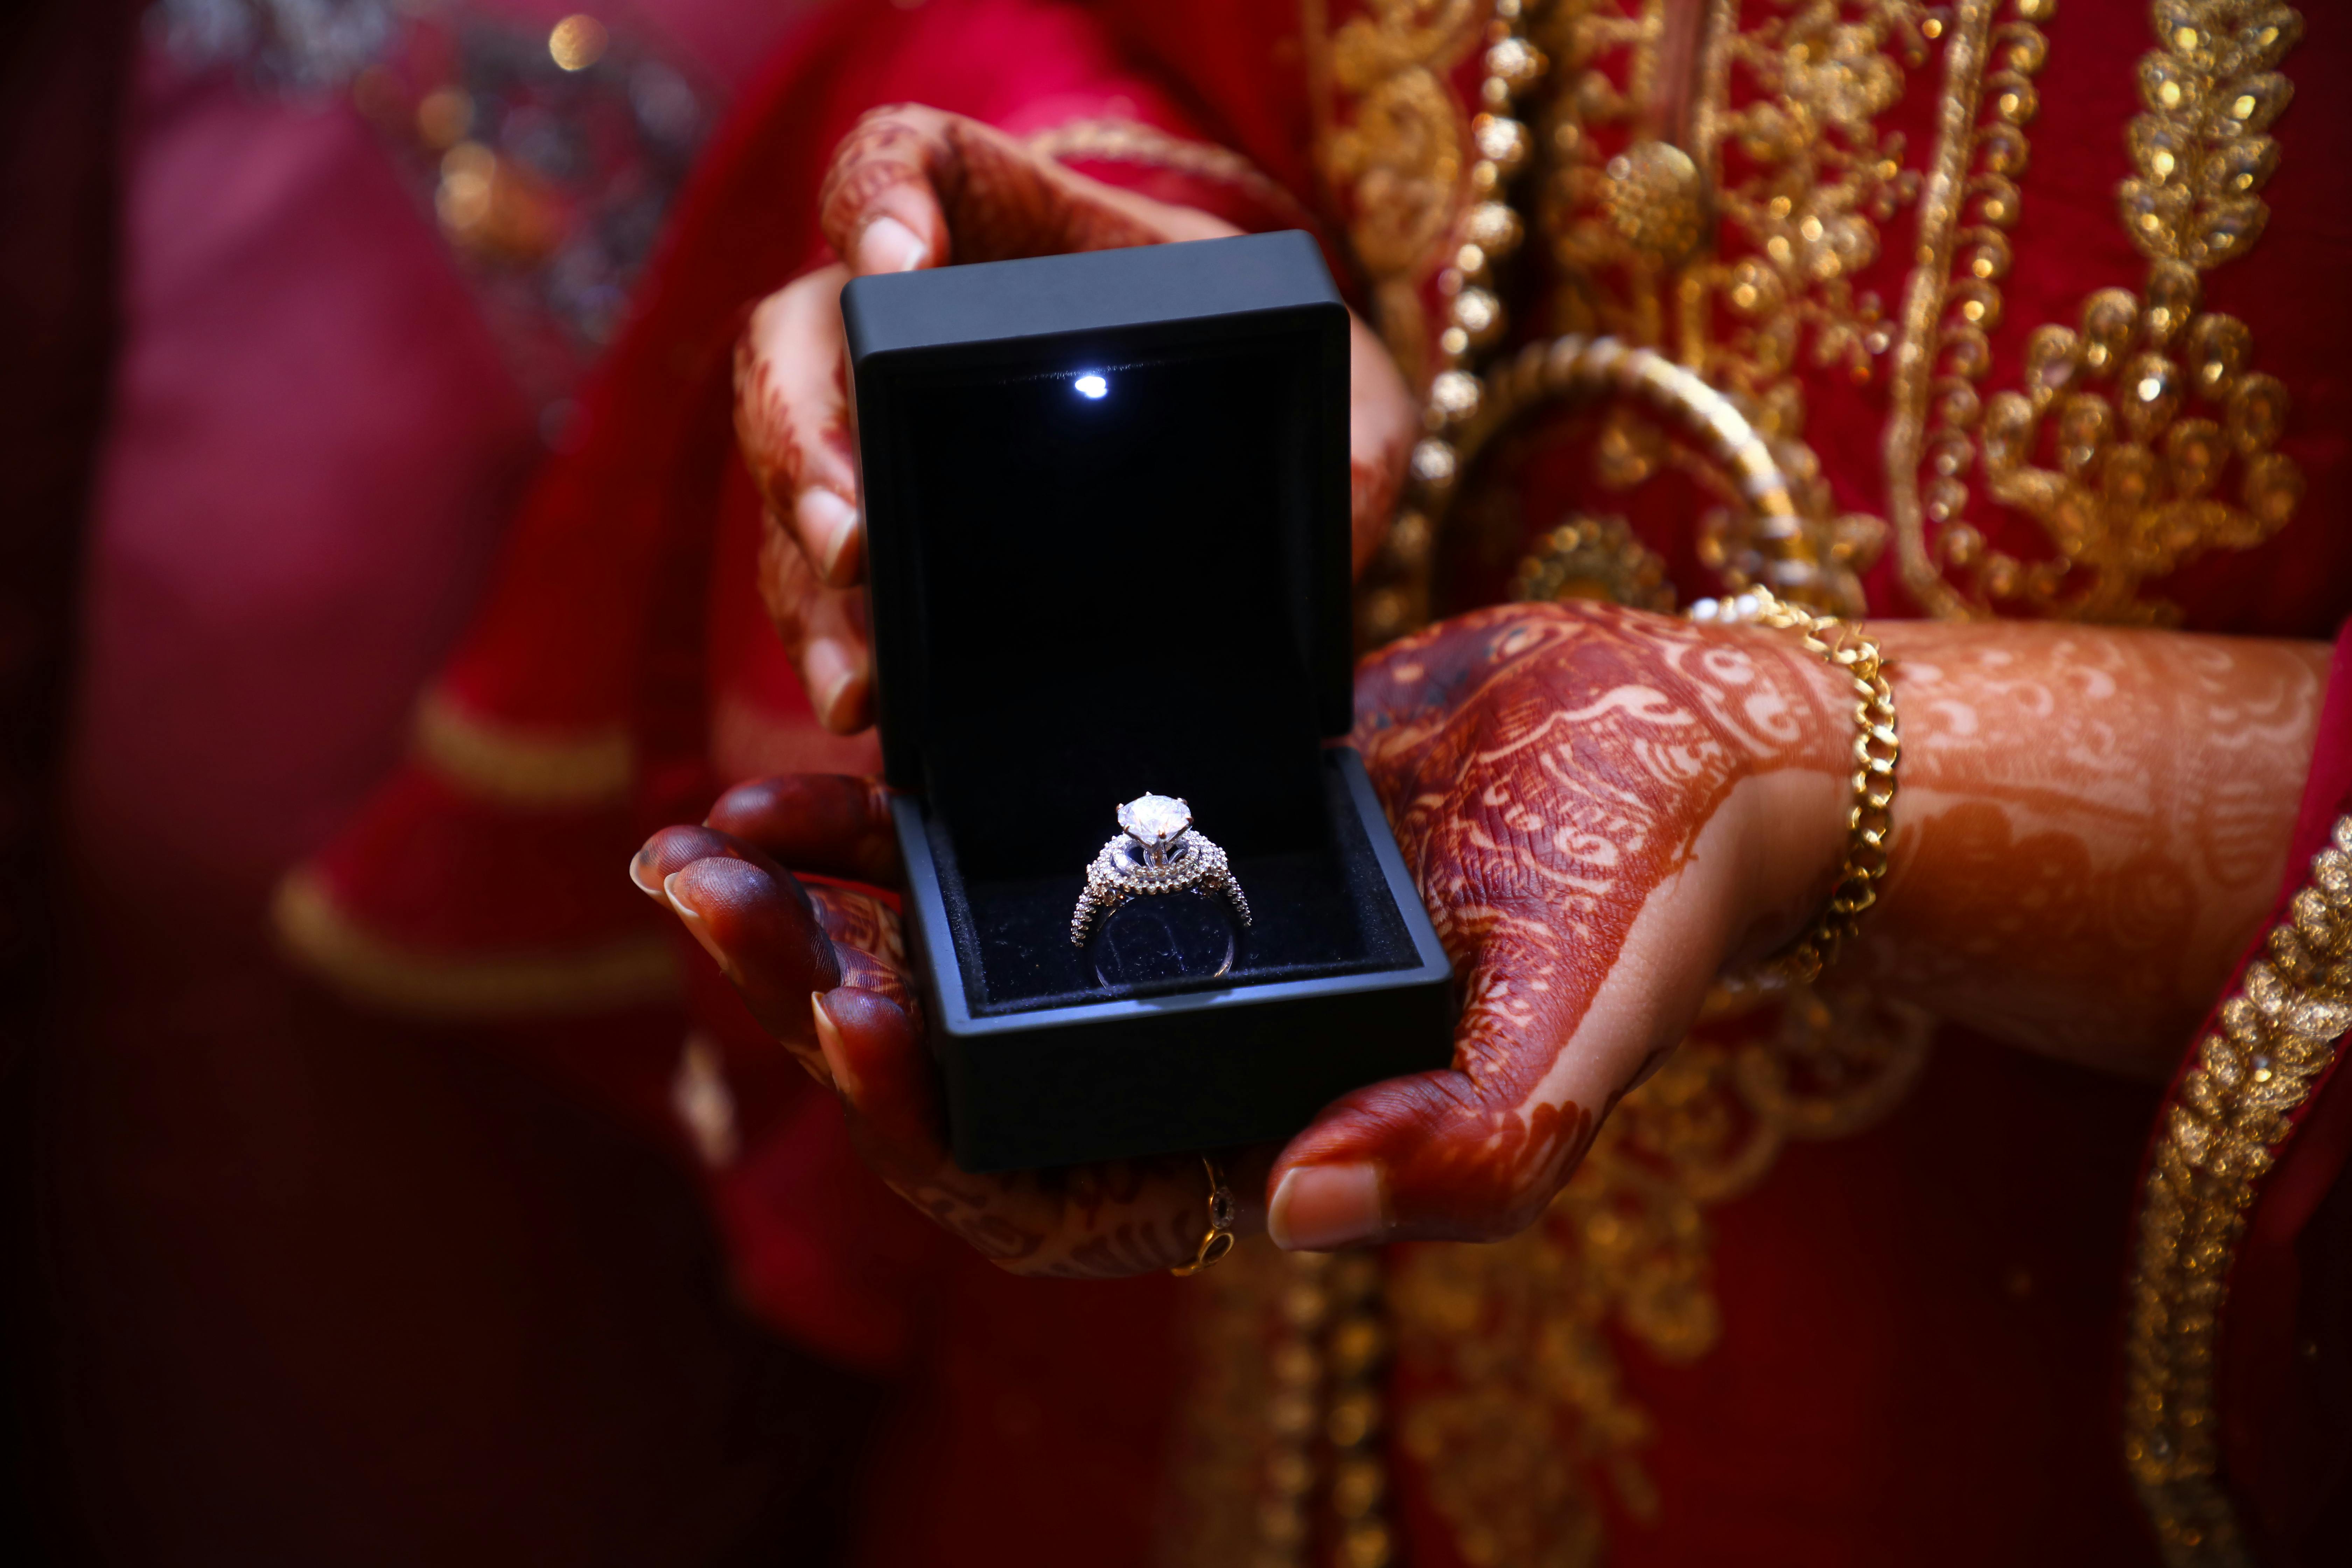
[273,865,681,1017]
[412,688,635,808]
[2123,813,2352,1566]
[1026,118,1322,232]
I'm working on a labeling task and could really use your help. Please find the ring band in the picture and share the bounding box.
[1170,1153,1237,1276]
[1070,793,1252,946]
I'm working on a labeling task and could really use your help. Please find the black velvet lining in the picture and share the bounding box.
[879,314,1420,1016]
[930,752,1420,1015]
[893,336,1331,879]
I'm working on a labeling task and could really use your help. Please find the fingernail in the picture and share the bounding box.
[856,215,925,275]
[804,636,867,732]
[797,487,862,585]
[810,990,856,1098]
[629,844,665,898]
[1267,1162,1385,1251]
[663,871,736,981]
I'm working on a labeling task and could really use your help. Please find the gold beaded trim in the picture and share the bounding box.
[2123,813,2352,1567]
[1243,1248,1391,1568]
[1689,586,1900,986]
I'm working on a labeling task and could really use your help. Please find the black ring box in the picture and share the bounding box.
[843,231,1454,1173]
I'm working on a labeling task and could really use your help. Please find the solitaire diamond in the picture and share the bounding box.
[1119,793,1191,847]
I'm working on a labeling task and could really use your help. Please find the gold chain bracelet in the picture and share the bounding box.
[1690,587,1900,985]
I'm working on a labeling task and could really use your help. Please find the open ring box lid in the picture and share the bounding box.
[844,231,1453,1174]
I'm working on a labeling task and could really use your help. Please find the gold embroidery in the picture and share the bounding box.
[1507,0,1935,616]
[412,687,635,807]
[1356,0,1936,645]
[1308,0,1491,387]
[1026,118,1321,231]
[272,864,682,1017]
[1156,1242,1303,1568]
[1891,1,2305,623]
[1157,1246,1392,1568]
[1510,513,1676,610]
[2123,814,2352,1566]
[1201,4,2324,1562]
[1389,979,1933,1558]
[1337,0,1552,645]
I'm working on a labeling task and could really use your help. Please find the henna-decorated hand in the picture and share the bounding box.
[638,604,2330,1272]
[633,603,1855,1273]
[734,103,1414,732]
[1265,602,1854,1251]
[631,775,1267,1279]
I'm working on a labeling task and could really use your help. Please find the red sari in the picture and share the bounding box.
[289,2,2352,1563]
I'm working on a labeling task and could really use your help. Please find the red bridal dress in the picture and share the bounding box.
[284,2,2352,1564]
[30,2,909,1561]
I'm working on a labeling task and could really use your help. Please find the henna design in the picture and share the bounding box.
[1850,622,2328,1072]
[817,106,1173,270]
[1286,602,1846,1240]
[732,302,858,533]
[736,104,1416,746]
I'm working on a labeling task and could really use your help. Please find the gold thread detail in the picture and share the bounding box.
[1510,513,1676,611]
[412,688,634,808]
[1390,978,1934,1559]
[1026,119,1321,232]
[2123,813,2352,1566]
[272,865,681,1017]
[1892,0,2304,622]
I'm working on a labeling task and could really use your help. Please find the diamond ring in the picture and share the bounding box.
[1070,794,1253,947]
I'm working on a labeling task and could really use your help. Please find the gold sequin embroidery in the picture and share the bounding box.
[2123,814,2352,1566]
[1390,979,1933,1560]
[1889,0,2305,622]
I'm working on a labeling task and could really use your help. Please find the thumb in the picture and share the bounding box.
[1267,871,1727,1250]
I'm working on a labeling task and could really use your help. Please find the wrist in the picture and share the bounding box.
[1714,622,1874,973]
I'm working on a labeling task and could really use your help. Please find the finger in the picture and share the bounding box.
[630,824,793,903]
[820,106,1206,274]
[1348,310,1415,574]
[810,983,949,1176]
[817,104,954,275]
[705,774,901,886]
[1265,916,1604,1250]
[1268,806,1746,1250]
[756,513,874,733]
[735,269,864,587]
[811,984,1171,1276]
[662,856,842,1049]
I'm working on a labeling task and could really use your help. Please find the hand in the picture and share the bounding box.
[733,103,1415,733]
[632,602,1855,1273]
[631,775,1260,1278]
[1264,601,1853,1250]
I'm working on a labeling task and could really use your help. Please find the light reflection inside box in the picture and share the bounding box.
[1072,372,1108,400]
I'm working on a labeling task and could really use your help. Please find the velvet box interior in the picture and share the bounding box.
[843,232,1454,1174]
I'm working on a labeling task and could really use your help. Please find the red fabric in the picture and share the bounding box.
[298,1,2352,1562]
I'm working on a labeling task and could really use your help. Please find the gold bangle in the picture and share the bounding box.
[1690,586,1900,985]
[1169,1153,1237,1277]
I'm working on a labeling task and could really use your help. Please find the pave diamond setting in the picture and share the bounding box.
[1071,795,1253,947]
